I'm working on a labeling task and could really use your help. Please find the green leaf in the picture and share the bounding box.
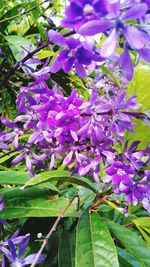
[132,217,150,233]
[0,151,19,163]
[107,221,150,267]
[58,230,76,267]
[0,187,80,219]
[37,49,53,59]
[0,171,59,192]
[127,65,150,111]
[132,217,150,245]
[75,212,119,267]
[117,247,142,267]
[126,64,150,149]
[5,35,35,61]
[68,73,89,101]
[0,170,29,184]
[23,170,97,193]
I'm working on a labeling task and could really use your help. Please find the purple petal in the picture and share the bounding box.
[48,30,67,46]
[49,154,55,169]
[66,38,80,49]
[0,246,13,262]
[115,46,134,81]
[63,151,73,166]
[78,164,91,176]
[137,48,150,62]
[125,26,145,49]
[74,61,86,78]
[22,254,45,265]
[63,57,74,73]
[26,156,34,177]
[101,29,118,57]
[28,131,40,144]
[8,240,16,261]
[12,134,19,149]
[12,153,24,165]
[78,20,113,36]
[122,3,148,20]
[106,166,117,175]
[1,117,16,130]
[49,58,62,73]
[18,235,30,258]
[70,130,78,141]
[93,172,99,183]
[0,201,4,211]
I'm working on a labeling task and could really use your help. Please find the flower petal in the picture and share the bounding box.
[101,29,118,57]
[78,20,113,36]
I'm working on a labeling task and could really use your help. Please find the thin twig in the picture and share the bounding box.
[30,195,78,267]
[0,0,48,23]
[1,30,75,84]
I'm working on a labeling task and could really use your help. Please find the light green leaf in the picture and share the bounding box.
[5,35,35,61]
[0,171,59,192]
[132,217,150,245]
[0,151,19,163]
[23,170,97,193]
[127,65,150,111]
[75,212,119,267]
[37,49,53,59]
[107,221,150,267]
[0,187,80,219]
[126,64,150,149]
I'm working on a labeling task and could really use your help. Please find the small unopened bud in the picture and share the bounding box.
[37,233,42,239]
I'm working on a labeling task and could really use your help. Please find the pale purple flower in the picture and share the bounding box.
[1,233,44,267]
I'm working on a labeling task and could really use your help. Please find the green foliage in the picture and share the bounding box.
[0,1,150,267]
[75,212,119,267]
[0,187,80,219]
[126,64,150,149]
[108,221,150,267]
[23,170,98,193]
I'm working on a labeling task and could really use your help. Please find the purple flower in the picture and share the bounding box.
[75,2,150,79]
[0,117,24,149]
[0,195,7,228]
[61,0,109,30]
[48,30,104,78]
[1,233,44,267]
[105,161,134,194]
[123,140,146,170]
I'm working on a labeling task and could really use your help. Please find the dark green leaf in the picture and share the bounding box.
[117,247,142,267]
[58,230,75,267]
[107,221,150,267]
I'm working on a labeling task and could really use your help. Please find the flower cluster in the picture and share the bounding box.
[0,75,149,212]
[53,0,150,80]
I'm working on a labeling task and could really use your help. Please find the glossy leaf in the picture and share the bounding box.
[132,217,150,233]
[132,217,150,245]
[23,170,97,193]
[0,187,80,219]
[0,171,59,192]
[117,247,142,267]
[107,221,150,267]
[75,212,119,267]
